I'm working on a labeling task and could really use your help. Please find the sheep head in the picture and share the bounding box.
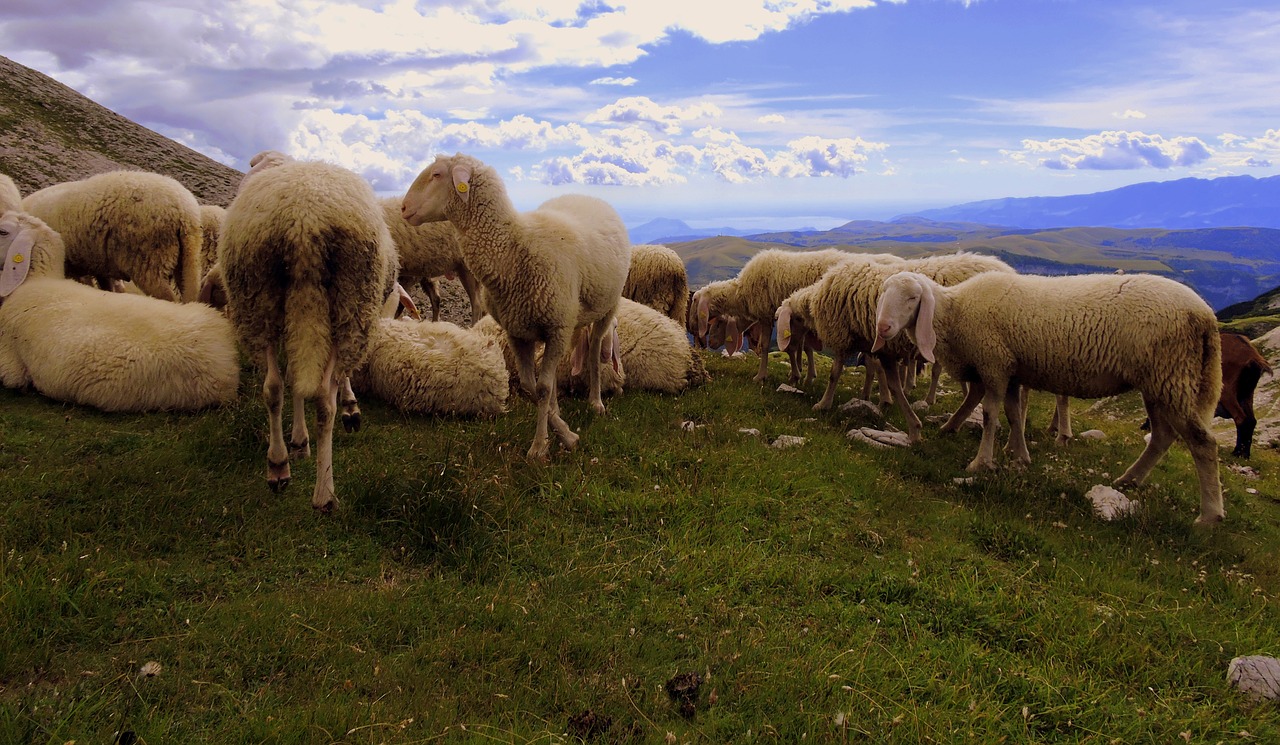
[872,271,936,363]
[403,153,479,227]
[0,211,64,296]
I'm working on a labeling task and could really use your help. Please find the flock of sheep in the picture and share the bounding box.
[0,153,1236,524]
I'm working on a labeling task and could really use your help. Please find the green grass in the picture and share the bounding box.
[2,351,1279,743]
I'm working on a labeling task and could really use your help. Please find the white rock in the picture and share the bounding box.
[776,384,804,394]
[771,435,807,449]
[839,399,882,417]
[738,428,761,437]
[1228,656,1280,701]
[1086,484,1137,521]
[1229,464,1260,480]
[953,477,975,485]
[1078,429,1108,440]
[847,427,911,448]
[911,399,930,412]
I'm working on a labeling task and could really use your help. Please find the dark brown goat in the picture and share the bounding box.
[1217,331,1273,458]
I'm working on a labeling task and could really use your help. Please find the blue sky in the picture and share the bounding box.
[3,0,1279,229]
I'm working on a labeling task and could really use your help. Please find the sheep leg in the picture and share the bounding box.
[457,268,483,324]
[1002,384,1031,466]
[924,363,941,406]
[585,312,616,415]
[1115,402,1177,488]
[814,354,845,411]
[1218,391,1252,458]
[805,347,817,385]
[966,382,1004,472]
[263,352,291,493]
[880,357,923,444]
[941,380,984,433]
[752,332,770,383]
[874,359,893,405]
[1048,395,1073,445]
[1171,413,1226,524]
[339,375,361,433]
[417,278,442,323]
[311,352,340,513]
[786,346,802,385]
[289,390,310,459]
[510,337,539,399]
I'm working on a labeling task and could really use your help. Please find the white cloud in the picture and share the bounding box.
[1003,130,1213,171]
[1114,109,1147,119]
[586,96,723,135]
[757,113,787,124]
[590,76,639,86]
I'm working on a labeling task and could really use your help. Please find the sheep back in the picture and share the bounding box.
[614,298,708,393]
[623,244,689,326]
[351,318,508,417]
[22,170,203,302]
[221,161,394,397]
[0,277,240,411]
[379,197,466,280]
[0,174,20,213]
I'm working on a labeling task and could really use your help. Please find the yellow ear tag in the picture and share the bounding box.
[782,329,790,338]
[456,183,469,194]
[11,254,22,263]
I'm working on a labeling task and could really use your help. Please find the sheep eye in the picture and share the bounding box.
[0,229,7,237]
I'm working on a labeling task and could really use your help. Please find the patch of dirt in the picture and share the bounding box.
[665,672,702,719]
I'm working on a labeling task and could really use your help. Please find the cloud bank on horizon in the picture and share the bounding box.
[2,0,1279,223]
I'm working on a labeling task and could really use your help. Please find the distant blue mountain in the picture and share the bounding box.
[901,174,1280,230]
[628,218,764,245]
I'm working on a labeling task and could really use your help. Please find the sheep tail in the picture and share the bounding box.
[177,214,202,302]
[284,262,333,400]
[1195,318,1224,424]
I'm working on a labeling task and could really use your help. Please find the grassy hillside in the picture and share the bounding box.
[2,352,1279,743]
[0,55,243,205]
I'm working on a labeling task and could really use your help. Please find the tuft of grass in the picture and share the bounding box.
[2,350,1279,742]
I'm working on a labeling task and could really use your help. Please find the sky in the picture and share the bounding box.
[3,0,1280,230]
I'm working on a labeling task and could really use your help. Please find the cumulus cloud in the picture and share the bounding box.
[757,113,787,124]
[1215,129,1280,169]
[586,96,723,134]
[1003,130,1213,170]
[1114,109,1147,119]
[590,76,638,86]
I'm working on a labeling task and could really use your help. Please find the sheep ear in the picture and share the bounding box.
[696,294,710,338]
[727,319,743,355]
[776,305,792,352]
[451,165,472,204]
[607,321,621,373]
[914,281,937,364]
[395,282,421,320]
[569,328,588,377]
[0,228,35,297]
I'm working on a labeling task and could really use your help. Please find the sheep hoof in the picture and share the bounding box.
[1194,512,1225,526]
[342,411,362,433]
[591,400,606,415]
[289,439,311,460]
[312,497,337,514]
[1055,435,1073,447]
[965,458,996,473]
[267,458,291,493]
[559,430,580,451]
[527,444,551,462]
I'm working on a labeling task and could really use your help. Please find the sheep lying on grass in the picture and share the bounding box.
[873,270,1224,525]
[22,170,203,302]
[221,158,395,512]
[0,211,239,411]
[402,153,630,460]
[350,317,508,418]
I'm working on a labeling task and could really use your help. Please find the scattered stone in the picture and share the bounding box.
[800,417,818,423]
[1247,488,1259,495]
[680,420,702,432]
[847,427,911,448]
[839,399,882,417]
[1085,484,1138,521]
[776,383,804,394]
[952,477,975,485]
[738,428,761,437]
[138,661,162,678]
[1078,429,1108,440]
[771,435,807,449]
[1228,656,1280,702]
[1229,464,1260,479]
[911,399,930,411]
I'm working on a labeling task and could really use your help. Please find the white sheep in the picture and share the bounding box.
[0,211,239,411]
[21,170,203,302]
[350,317,508,418]
[562,298,710,395]
[199,204,226,281]
[221,158,396,512]
[402,153,631,461]
[872,270,1224,524]
[0,174,20,213]
[774,252,1014,441]
[624,244,689,327]
[378,197,481,323]
[693,248,851,385]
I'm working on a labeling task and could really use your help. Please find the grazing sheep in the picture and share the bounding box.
[624,244,689,326]
[350,317,508,417]
[22,170,202,302]
[694,248,850,384]
[0,174,20,213]
[402,153,631,460]
[1216,331,1272,458]
[221,158,395,512]
[378,197,480,323]
[776,252,1013,441]
[199,204,225,280]
[0,211,239,411]
[873,270,1224,524]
